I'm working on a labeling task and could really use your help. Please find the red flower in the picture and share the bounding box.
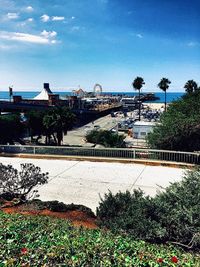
[157,258,164,263]
[21,248,28,255]
[171,256,178,263]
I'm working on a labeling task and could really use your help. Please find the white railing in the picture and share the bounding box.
[0,145,199,165]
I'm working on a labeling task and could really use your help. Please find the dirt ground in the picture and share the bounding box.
[1,202,98,229]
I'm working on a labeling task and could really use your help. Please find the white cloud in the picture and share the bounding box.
[25,6,34,12]
[7,12,19,20]
[136,33,143,39]
[41,30,57,38]
[52,16,65,21]
[40,14,50,22]
[27,18,34,22]
[0,31,58,45]
[51,40,59,44]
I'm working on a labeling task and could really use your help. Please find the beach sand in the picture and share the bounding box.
[143,102,167,110]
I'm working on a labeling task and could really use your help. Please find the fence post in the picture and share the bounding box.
[133,149,136,159]
[33,147,36,154]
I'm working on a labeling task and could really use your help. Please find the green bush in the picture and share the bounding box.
[97,190,164,241]
[153,168,200,247]
[97,168,200,249]
[30,200,96,218]
[0,212,199,266]
[86,129,125,148]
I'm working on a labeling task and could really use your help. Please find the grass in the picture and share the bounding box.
[0,212,199,266]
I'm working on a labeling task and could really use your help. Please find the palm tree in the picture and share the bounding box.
[158,78,171,112]
[132,77,145,121]
[43,107,76,145]
[184,80,198,94]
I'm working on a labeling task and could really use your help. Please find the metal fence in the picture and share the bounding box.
[0,145,199,165]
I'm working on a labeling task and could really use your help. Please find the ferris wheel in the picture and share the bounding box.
[93,83,102,96]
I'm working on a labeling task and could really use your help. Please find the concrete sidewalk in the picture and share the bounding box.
[0,157,186,212]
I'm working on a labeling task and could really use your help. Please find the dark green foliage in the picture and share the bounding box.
[132,77,145,121]
[86,129,125,148]
[184,80,199,94]
[27,110,46,142]
[153,168,200,247]
[0,114,25,144]
[0,107,76,146]
[97,190,164,242]
[29,199,95,218]
[148,90,200,151]
[0,163,49,201]
[0,212,199,266]
[43,106,76,145]
[158,78,171,112]
[97,168,200,248]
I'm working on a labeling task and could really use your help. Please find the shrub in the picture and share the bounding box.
[97,168,200,248]
[86,129,125,147]
[97,190,164,241]
[0,163,49,201]
[153,168,200,247]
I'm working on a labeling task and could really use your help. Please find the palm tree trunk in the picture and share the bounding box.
[139,89,141,121]
[165,91,167,112]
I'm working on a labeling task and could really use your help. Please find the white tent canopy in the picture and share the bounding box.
[34,84,52,100]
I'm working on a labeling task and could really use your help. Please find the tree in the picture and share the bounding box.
[132,77,145,121]
[26,110,46,143]
[147,90,200,151]
[43,106,76,146]
[0,163,49,201]
[184,80,198,94]
[158,78,171,112]
[0,114,25,145]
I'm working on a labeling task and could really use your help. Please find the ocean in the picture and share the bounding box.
[0,91,185,103]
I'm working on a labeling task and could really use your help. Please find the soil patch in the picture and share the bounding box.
[1,202,98,229]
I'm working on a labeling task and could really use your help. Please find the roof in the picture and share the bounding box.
[34,87,52,100]
[133,121,157,126]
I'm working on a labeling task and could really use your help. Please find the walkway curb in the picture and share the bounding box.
[0,153,195,169]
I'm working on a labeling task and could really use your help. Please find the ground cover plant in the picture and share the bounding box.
[0,212,199,266]
[97,168,200,249]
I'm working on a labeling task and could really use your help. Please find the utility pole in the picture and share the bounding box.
[9,86,13,102]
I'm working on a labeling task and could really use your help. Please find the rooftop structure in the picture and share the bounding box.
[34,83,52,100]
[133,121,157,139]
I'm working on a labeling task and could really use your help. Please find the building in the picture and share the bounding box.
[132,121,157,139]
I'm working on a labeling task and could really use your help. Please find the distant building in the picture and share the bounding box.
[34,83,52,100]
[132,121,157,139]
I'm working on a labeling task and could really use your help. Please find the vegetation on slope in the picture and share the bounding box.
[97,168,200,249]
[0,212,199,266]
[147,90,200,151]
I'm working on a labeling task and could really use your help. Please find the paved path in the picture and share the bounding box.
[0,157,186,212]
[62,114,122,146]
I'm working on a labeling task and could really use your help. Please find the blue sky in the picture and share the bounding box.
[0,0,199,92]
